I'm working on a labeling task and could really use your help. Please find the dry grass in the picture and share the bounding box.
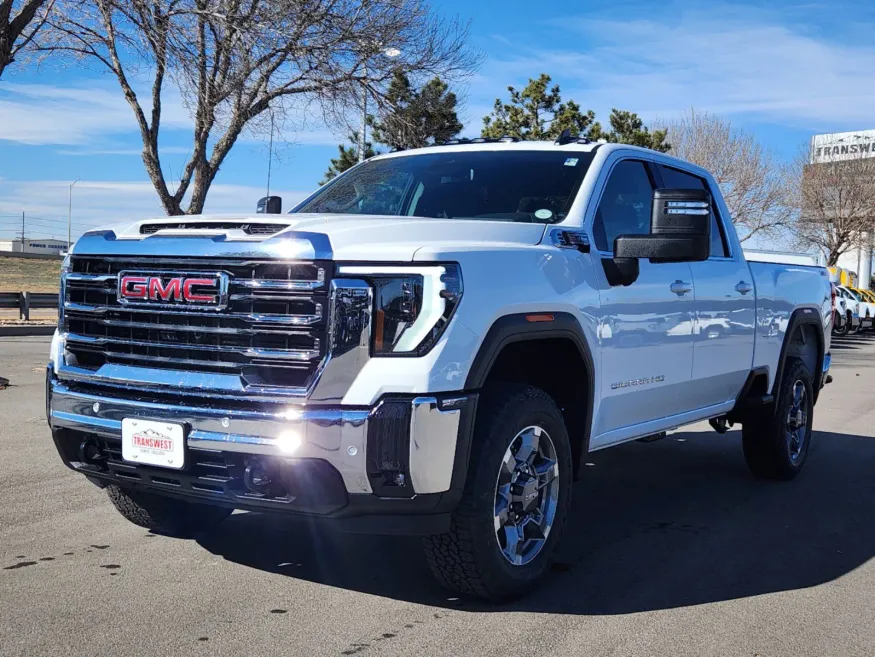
[0,256,62,293]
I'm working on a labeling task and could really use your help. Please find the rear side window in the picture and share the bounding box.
[592,160,655,252]
[657,165,729,258]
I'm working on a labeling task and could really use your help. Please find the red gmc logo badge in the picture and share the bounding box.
[117,271,229,310]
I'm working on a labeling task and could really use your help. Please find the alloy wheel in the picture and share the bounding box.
[493,425,560,566]
[785,380,808,463]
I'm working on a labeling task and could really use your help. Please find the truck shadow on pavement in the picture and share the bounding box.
[830,331,875,351]
[196,428,875,614]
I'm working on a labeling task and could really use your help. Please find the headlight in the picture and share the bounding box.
[337,264,463,356]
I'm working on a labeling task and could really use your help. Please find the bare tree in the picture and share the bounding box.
[658,109,791,243]
[788,139,875,266]
[44,0,478,215]
[0,0,53,77]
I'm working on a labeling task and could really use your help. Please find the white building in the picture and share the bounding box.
[0,238,68,256]
[810,130,875,289]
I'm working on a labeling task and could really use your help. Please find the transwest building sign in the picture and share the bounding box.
[811,129,875,164]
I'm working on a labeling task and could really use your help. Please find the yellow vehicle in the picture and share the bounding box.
[829,266,858,288]
[854,288,875,303]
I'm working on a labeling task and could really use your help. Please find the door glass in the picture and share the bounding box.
[592,160,654,252]
[657,165,729,258]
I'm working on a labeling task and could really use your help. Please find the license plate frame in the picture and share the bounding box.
[121,418,186,469]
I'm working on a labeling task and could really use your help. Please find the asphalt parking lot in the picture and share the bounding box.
[2,334,874,657]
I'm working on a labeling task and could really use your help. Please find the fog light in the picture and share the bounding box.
[277,431,302,454]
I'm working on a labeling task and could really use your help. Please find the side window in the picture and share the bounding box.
[592,160,654,252]
[657,165,729,258]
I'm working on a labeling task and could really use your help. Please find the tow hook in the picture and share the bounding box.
[79,437,107,467]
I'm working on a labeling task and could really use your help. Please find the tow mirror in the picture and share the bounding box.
[606,188,711,286]
[256,196,282,214]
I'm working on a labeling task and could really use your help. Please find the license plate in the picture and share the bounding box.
[122,418,185,469]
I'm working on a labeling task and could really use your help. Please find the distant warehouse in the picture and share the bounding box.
[0,238,67,256]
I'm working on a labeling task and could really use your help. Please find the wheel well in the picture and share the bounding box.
[482,338,590,475]
[778,319,823,403]
[785,323,821,380]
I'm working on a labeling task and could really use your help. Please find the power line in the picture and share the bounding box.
[0,217,105,229]
[0,228,66,235]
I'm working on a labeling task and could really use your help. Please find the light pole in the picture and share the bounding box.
[68,178,79,250]
[358,47,401,163]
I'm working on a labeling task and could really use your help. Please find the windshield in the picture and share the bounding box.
[294,150,595,224]
[845,288,861,301]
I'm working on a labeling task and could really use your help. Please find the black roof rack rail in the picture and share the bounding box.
[439,136,521,146]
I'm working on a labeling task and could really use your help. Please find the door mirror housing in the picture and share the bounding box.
[256,196,282,214]
[606,188,711,286]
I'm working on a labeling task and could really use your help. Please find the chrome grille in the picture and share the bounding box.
[62,256,330,392]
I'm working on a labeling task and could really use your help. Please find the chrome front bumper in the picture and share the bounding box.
[48,377,469,498]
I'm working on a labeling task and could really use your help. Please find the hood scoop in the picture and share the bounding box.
[140,222,288,236]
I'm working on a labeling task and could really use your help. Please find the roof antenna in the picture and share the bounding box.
[554,128,573,145]
[266,110,275,197]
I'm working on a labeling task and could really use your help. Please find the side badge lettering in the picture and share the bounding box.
[611,375,666,390]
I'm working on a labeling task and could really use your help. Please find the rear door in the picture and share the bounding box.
[656,164,756,407]
[589,158,697,447]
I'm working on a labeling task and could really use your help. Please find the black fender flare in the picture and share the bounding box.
[465,312,596,472]
[772,308,826,402]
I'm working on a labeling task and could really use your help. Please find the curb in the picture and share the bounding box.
[0,325,56,337]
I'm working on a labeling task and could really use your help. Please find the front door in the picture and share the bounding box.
[588,159,697,448]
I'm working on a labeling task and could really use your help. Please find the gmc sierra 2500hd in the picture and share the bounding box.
[47,139,832,601]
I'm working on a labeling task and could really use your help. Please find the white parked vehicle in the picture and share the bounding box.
[832,289,852,336]
[47,139,832,601]
[836,286,866,333]
[838,285,872,331]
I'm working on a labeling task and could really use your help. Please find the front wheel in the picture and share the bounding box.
[422,384,572,601]
[742,357,814,480]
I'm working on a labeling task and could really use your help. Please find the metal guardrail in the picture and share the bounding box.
[0,251,65,260]
[0,291,59,320]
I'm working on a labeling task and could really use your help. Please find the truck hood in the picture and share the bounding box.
[93,213,548,262]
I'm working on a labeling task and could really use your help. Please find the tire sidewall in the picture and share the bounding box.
[466,389,573,595]
[774,360,814,473]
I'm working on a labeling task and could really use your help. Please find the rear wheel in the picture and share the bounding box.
[422,384,572,601]
[742,358,813,480]
[106,484,232,536]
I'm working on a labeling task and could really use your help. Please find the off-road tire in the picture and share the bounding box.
[422,383,573,601]
[106,484,232,536]
[742,358,814,480]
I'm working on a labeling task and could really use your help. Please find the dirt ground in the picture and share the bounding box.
[0,257,61,293]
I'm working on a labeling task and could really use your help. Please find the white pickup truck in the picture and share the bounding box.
[47,140,832,601]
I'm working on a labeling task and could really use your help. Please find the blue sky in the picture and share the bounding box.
[1,0,874,241]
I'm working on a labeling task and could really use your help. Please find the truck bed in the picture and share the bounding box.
[749,261,832,390]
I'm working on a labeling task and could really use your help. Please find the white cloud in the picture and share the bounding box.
[0,179,313,240]
[0,79,343,150]
[56,146,193,157]
[471,6,875,130]
[0,81,193,146]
